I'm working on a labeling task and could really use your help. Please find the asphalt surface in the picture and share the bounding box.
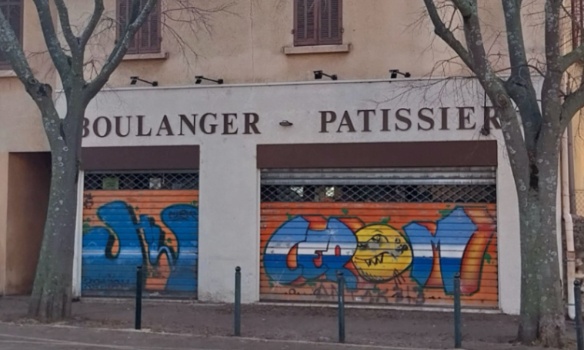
[0,322,432,350]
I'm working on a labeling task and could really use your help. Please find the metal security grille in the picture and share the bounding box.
[84,172,199,190]
[261,184,496,203]
[261,168,496,203]
[259,166,499,308]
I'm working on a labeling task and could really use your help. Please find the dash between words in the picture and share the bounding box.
[82,106,501,138]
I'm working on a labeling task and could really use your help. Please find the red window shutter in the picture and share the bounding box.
[0,0,23,68]
[573,0,584,49]
[148,1,161,52]
[294,0,318,46]
[118,0,138,54]
[319,0,342,45]
[140,0,160,53]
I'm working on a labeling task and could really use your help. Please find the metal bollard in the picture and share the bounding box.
[337,272,345,343]
[454,273,462,349]
[575,279,583,350]
[234,266,241,336]
[135,265,143,330]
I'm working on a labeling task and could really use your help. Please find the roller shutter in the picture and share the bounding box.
[260,167,498,308]
[82,172,199,297]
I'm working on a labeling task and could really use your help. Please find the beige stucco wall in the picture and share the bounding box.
[0,2,53,294]
[0,2,52,153]
[59,0,546,87]
[0,1,548,295]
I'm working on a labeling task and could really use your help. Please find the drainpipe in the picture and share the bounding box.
[568,124,577,214]
[563,129,576,320]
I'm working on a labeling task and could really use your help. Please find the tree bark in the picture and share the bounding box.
[28,116,79,322]
[516,141,564,347]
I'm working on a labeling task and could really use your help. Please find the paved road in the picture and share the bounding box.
[0,322,432,350]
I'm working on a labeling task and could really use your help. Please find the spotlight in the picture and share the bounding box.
[195,75,224,85]
[389,69,411,79]
[313,70,337,80]
[279,120,293,127]
[130,76,158,86]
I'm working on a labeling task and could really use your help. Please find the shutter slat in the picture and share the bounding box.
[148,3,160,52]
[294,0,318,46]
[118,0,161,54]
[319,0,341,45]
[261,167,497,186]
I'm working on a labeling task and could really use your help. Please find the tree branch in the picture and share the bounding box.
[561,83,584,131]
[502,0,541,153]
[54,0,80,55]
[421,0,530,186]
[540,0,563,134]
[79,0,105,51]
[31,0,71,80]
[422,0,475,71]
[452,0,491,77]
[0,9,35,84]
[560,42,584,71]
[85,0,158,99]
[0,3,60,133]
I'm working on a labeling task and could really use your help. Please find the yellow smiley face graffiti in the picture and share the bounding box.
[352,225,413,282]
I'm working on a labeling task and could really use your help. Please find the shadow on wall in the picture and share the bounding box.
[5,152,51,295]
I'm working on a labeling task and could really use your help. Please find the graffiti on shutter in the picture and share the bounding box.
[260,202,497,307]
[82,189,198,296]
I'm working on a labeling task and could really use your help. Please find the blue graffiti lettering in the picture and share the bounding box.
[82,201,198,293]
[263,216,358,289]
[403,207,476,293]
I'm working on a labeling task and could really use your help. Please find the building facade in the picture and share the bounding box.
[0,0,558,315]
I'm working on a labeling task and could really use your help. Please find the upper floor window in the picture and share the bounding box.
[573,0,583,49]
[294,0,342,46]
[0,0,23,69]
[117,0,161,54]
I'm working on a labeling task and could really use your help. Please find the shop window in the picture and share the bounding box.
[573,0,584,49]
[117,0,161,54]
[0,0,23,69]
[294,0,342,46]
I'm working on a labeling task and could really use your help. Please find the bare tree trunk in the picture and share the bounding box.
[517,189,541,343]
[535,146,564,347]
[28,117,79,322]
[517,143,564,347]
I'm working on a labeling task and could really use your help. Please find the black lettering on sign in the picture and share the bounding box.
[114,116,131,137]
[93,116,112,138]
[381,109,391,132]
[136,115,152,136]
[200,113,218,134]
[222,113,238,135]
[179,114,197,135]
[157,115,174,136]
[244,113,261,134]
[457,107,476,130]
[417,108,434,131]
[395,108,412,131]
[82,118,90,138]
[320,111,336,133]
[337,111,356,133]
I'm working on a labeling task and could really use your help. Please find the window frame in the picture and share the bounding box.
[0,0,23,70]
[117,0,162,55]
[293,0,343,47]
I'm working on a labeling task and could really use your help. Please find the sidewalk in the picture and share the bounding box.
[0,296,576,349]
